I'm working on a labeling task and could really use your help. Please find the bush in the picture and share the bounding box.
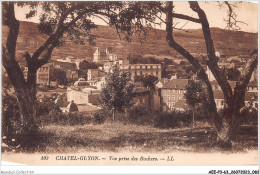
[240,107,258,125]
[91,109,111,124]
[2,92,22,147]
[92,113,105,124]
[154,110,192,129]
[127,105,153,125]
[2,92,42,150]
[45,110,91,126]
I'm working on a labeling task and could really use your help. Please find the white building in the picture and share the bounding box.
[120,64,162,80]
[67,78,100,105]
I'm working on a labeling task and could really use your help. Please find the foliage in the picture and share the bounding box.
[185,80,207,109]
[154,110,193,129]
[79,60,100,70]
[226,68,241,81]
[100,66,134,116]
[127,104,152,125]
[2,92,22,146]
[92,113,104,125]
[49,67,68,85]
[163,58,174,65]
[240,107,258,125]
[134,75,158,90]
[2,91,41,149]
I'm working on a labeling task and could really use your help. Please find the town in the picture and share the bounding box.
[14,47,257,114]
[1,2,258,169]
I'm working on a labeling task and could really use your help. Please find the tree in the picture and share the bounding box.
[79,60,99,70]
[135,75,158,91]
[226,68,241,81]
[185,80,208,126]
[2,1,157,145]
[163,2,257,146]
[100,66,134,121]
[49,67,68,85]
[111,1,257,146]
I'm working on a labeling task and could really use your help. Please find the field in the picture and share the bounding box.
[2,122,258,165]
[5,122,253,153]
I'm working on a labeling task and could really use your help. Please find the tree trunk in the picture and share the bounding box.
[14,84,39,146]
[217,90,245,148]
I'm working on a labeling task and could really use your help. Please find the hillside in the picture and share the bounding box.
[2,21,258,62]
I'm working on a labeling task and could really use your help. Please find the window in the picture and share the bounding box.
[221,101,224,106]
[156,71,158,75]
[140,71,142,75]
[178,90,181,94]
[255,103,258,108]
[178,96,180,100]
[168,103,171,108]
[135,71,137,75]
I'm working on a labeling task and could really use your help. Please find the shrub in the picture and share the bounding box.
[127,105,153,125]
[240,107,258,125]
[92,113,105,124]
[154,110,192,129]
[91,109,111,124]
[2,92,22,147]
[2,92,42,150]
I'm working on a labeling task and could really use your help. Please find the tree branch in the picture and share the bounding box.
[2,2,27,87]
[189,1,233,106]
[237,50,258,89]
[173,13,201,23]
[165,1,222,131]
[36,45,55,68]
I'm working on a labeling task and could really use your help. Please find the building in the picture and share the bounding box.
[247,81,258,92]
[87,77,106,90]
[212,90,258,110]
[245,91,258,109]
[250,66,258,82]
[88,69,100,80]
[161,78,189,111]
[119,64,162,80]
[154,78,170,91]
[23,64,50,85]
[57,56,85,63]
[172,99,190,111]
[93,47,117,63]
[212,90,225,109]
[133,87,160,111]
[210,80,237,91]
[66,70,79,81]
[67,78,100,105]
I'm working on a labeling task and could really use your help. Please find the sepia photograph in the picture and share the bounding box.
[1,0,259,173]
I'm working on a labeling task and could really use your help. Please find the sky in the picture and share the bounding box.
[15,1,258,33]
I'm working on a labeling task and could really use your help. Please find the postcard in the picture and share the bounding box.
[1,1,259,174]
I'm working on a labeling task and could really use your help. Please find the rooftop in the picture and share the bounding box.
[173,99,189,110]
[162,79,189,89]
